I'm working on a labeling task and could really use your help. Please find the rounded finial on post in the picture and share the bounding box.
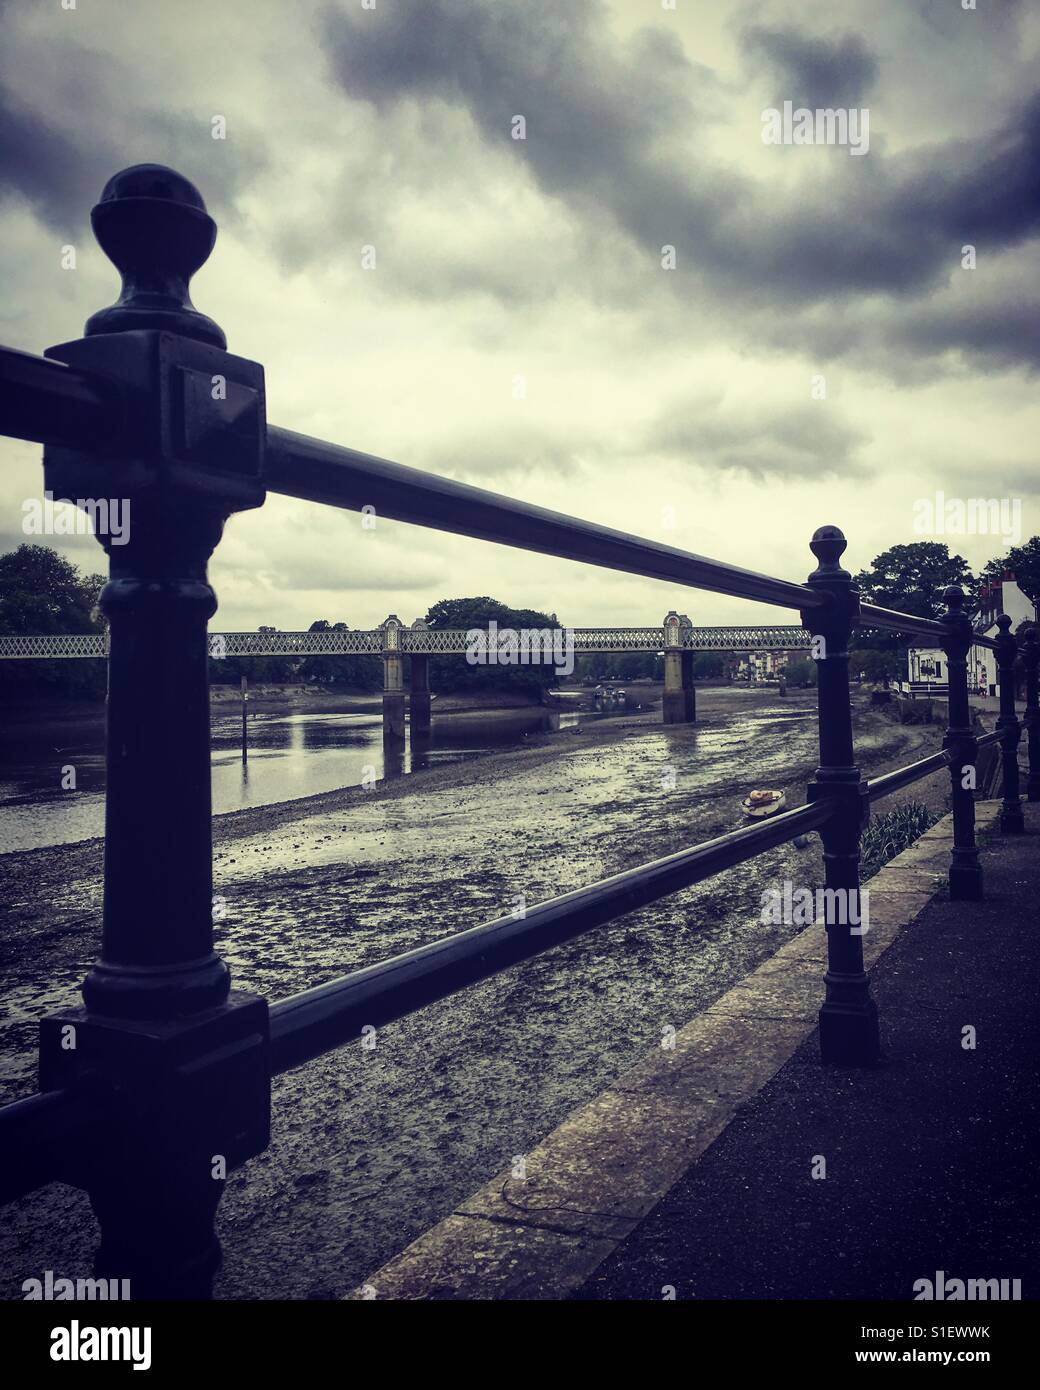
[85,163,226,348]
[808,524,848,576]
[994,613,1017,674]
[940,584,972,655]
[943,584,965,612]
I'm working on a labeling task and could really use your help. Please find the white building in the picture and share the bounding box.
[904,574,1037,698]
[968,573,1036,697]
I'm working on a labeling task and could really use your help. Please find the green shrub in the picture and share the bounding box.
[859,802,938,881]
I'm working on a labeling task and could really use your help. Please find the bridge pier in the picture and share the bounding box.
[662,612,694,724]
[380,615,407,740]
[680,615,697,722]
[409,620,432,741]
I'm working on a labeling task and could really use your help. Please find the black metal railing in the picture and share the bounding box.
[0,163,1036,1299]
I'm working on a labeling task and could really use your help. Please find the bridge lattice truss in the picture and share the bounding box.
[0,625,813,660]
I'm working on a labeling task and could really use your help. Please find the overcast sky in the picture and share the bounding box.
[1,0,1037,632]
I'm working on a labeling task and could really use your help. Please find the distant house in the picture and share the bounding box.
[732,649,789,683]
[904,647,948,696]
[902,573,1037,699]
[969,572,1037,696]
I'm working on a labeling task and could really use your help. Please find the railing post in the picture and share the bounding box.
[801,525,880,1066]
[36,165,270,1298]
[994,613,1024,832]
[939,586,983,899]
[1022,628,1040,802]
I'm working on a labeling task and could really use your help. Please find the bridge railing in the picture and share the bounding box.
[0,623,814,660]
[0,164,1036,1299]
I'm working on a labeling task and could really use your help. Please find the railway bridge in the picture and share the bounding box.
[0,617,813,735]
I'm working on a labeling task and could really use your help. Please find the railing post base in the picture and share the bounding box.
[948,861,984,901]
[819,995,881,1067]
[39,992,270,1300]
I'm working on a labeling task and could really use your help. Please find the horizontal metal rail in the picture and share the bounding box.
[0,1088,90,1205]
[866,748,951,803]
[0,346,824,613]
[866,727,1005,805]
[267,798,833,1075]
[0,346,121,449]
[860,601,998,651]
[859,602,948,643]
[264,428,825,612]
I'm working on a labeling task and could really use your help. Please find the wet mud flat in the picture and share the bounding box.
[0,688,947,1299]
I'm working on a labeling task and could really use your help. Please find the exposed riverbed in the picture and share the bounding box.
[0,691,566,854]
[0,687,948,1299]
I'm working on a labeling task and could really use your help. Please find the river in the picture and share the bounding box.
[0,697,592,854]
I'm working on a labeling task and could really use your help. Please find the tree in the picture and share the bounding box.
[691,652,725,680]
[0,545,106,698]
[209,624,298,685]
[785,658,817,687]
[574,650,662,683]
[424,596,562,696]
[978,536,1040,604]
[295,620,380,689]
[850,648,901,684]
[854,543,974,648]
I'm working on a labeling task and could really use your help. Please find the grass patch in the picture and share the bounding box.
[860,802,939,881]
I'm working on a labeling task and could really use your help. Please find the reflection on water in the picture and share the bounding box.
[0,703,566,854]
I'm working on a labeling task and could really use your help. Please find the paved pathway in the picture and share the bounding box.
[575,803,1040,1300]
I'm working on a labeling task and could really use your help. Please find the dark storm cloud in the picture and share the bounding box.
[321,0,723,192]
[320,0,1040,369]
[892,291,1040,377]
[740,25,878,107]
[644,399,870,481]
[0,59,265,234]
[0,94,95,234]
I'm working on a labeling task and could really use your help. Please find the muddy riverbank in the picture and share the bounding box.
[0,687,949,1299]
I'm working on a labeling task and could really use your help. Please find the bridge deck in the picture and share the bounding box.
[0,625,813,659]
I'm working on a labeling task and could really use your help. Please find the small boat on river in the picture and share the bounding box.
[741,788,786,820]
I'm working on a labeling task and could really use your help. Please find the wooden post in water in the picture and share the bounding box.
[241,673,249,761]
